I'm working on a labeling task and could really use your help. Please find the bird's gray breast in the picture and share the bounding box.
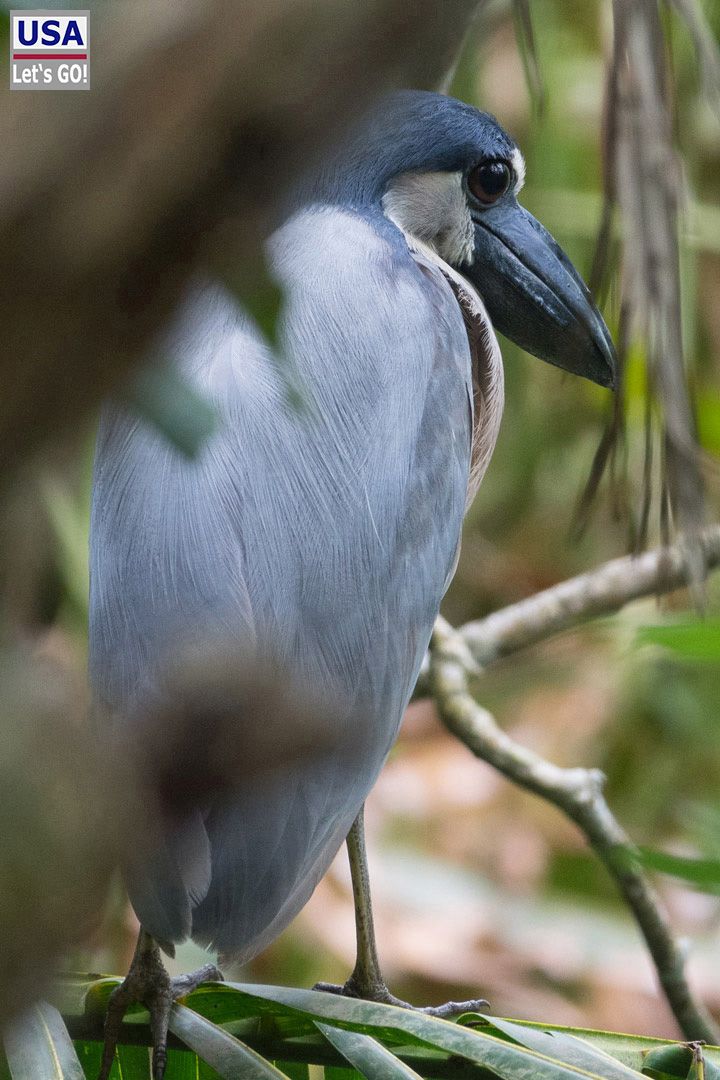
[89,206,475,959]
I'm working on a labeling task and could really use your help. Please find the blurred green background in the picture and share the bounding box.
[3,0,720,1041]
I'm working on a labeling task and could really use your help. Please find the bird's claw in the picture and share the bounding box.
[98,932,222,1080]
[415,997,490,1019]
[312,979,488,1019]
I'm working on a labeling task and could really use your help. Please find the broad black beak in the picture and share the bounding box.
[465,200,616,389]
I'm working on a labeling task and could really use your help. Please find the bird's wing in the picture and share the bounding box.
[89,206,478,957]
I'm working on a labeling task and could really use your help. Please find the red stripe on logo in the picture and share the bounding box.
[13,52,87,60]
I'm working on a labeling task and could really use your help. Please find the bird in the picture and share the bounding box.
[89,89,616,1078]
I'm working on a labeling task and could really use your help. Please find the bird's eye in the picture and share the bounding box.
[467,160,512,206]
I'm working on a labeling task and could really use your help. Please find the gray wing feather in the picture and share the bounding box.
[89,206,473,959]
[122,810,211,950]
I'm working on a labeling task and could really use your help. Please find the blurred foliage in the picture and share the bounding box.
[3,0,720,1048]
[636,619,720,660]
[123,366,218,461]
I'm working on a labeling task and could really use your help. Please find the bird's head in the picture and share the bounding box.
[331,91,616,389]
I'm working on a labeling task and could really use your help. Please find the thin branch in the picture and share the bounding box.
[429,618,720,1044]
[460,524,720,667]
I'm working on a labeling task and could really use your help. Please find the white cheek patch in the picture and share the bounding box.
[511,146,526,194]
[382,170,475,268]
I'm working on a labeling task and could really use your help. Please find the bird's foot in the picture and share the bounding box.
[98,931,223,1080]
[312,977,488,1019]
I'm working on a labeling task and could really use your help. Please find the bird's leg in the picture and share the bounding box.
[314,807,488,1019]
[98,928,222,1080]
[315,806,388,1002]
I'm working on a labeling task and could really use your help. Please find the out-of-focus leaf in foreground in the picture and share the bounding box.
[0,652,123,1025]
[3,1001,84,1080]
[0,648,348,1029]
[122,365,218,461]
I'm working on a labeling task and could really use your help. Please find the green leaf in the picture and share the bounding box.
[169,1001,290,1078]
[113,1044,154,1080]
[636,621,720,661]
[4,1002,84,1080]
[469,1015,643,1080]
[697,392,720,457]
[216,251,284,348]
[41,476,89,620]
[233,270,284,349]
[123,365,218,460]
[74,1037,223,1080]
[270,1063,310,1080]
[642,1044,696,1079]
[316,1023,424,1079]
[631,847,720,891]
[455,1018,720,1077]
[60,978,720,1079]
[218,259,311,413]
[82,978,147,1023]
[224,984,619,1079]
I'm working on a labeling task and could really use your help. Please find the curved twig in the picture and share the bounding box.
[460,524,720,667]
[428,613,720,1044]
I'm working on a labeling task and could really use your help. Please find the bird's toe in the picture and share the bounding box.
[311,979,487,1019]
[97,933,223,1080]
[416,997,490,1019]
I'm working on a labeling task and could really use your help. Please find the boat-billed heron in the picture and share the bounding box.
[90,90,615,1077]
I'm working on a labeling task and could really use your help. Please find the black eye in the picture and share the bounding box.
[467,160,512,206]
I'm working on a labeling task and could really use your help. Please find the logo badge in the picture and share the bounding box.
[10,10,90,90]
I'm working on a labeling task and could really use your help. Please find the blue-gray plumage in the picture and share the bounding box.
[90,91,615,967]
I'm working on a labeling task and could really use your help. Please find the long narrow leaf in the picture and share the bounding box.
[227,984,614,1080]
[474,1016,644,1080]
[66,979,720,1078]
[169,1001,290,1079]
[4,1002,84,1080]
[317,1023,423,1079]
[461,1020,720,1075]
[635,848,720,890]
